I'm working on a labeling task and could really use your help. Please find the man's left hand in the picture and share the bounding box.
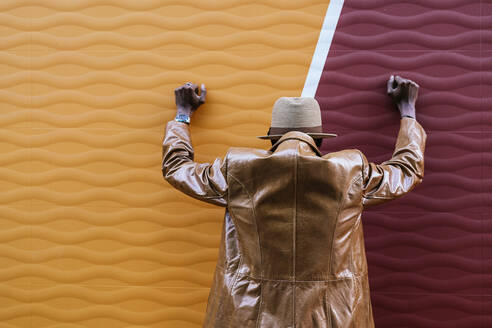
[175,82,207,117]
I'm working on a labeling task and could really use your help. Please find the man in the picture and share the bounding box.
[162,75,426,327]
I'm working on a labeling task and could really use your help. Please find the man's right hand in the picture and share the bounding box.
[387,75,419,119]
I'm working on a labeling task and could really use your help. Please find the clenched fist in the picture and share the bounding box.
[175,82,207,117]
[387,75,419,119]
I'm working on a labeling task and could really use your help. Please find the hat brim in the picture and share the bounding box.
[257,132,337,140]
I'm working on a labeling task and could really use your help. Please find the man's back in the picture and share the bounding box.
[226,133,363,280]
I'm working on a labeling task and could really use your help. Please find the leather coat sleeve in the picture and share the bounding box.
[359,117,427,207]
[162,120,228,207]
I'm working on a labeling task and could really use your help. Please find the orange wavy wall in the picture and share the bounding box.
[0,1,328,326]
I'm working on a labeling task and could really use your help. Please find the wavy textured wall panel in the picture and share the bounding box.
[316,0,489,327]
[0,0,328,327]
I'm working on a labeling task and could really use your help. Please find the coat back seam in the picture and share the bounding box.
[227,172,264,327]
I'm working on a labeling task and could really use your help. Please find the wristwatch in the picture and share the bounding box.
[175,114,191,124]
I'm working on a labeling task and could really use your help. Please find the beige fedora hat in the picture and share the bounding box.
[257,97,337,140]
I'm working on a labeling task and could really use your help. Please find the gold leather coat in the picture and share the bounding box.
[162,117,427,327]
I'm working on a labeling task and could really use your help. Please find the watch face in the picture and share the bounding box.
[175,114,190,123]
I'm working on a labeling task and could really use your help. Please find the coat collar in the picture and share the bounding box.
[268,131,323,157]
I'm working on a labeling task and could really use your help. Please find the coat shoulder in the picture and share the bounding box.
[225,146,272,161]
[322,148,364,164]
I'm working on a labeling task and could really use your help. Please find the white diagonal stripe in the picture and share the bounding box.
[302,0,344,97]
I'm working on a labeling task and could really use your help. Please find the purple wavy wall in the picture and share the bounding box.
[316,1,491,326]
